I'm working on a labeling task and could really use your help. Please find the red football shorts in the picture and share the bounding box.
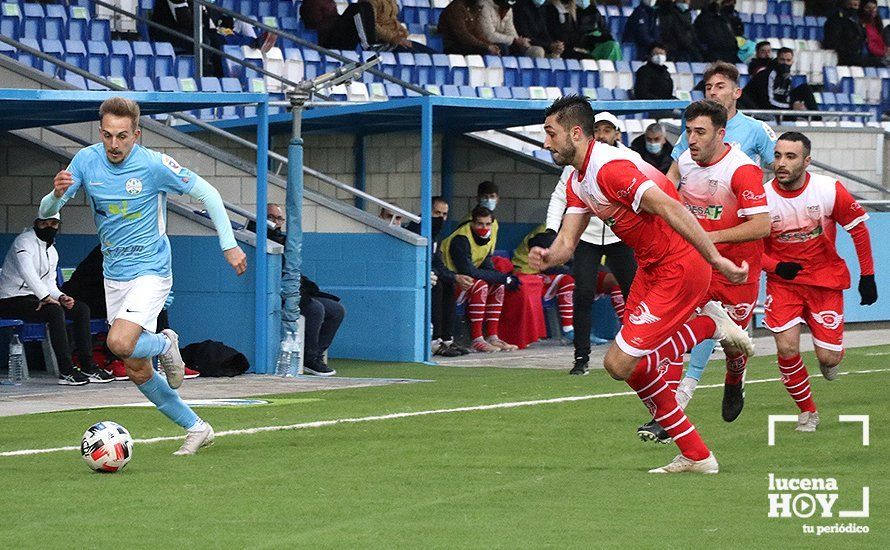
[763,280,845,352]
[709,279,759,330]
[617,253,711,357]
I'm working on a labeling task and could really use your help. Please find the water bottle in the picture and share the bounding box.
[288,330,302,376]
[276,331,298,377]
[7,334,25,385]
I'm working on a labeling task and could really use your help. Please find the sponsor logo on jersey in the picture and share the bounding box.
[89,181,104,186]
[726,302,755,322]
[742,189,766,202]
[806,205,821,220]
[678,176,687,189]
[162,154,182,174]
[761,121,778,141]
[810,310,842,330]
[125,178,142,195]
[617,178,638,198]
[778,224,823,243]
[629,302,661,325]
[686,203,724,220]
[107,201,142,221]
[604,217,617,226]
[771,214,783,227]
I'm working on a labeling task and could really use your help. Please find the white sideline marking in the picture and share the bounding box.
[3,367,889,458]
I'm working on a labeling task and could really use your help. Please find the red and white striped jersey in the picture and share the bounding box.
[677,144,767,284]
[565,141,693,268]
[764,172,869,290]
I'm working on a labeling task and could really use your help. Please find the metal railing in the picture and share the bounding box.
[742,109,876,123]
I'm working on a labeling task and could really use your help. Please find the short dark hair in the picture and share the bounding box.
[755,40,772,52]
[703,61,740,87]
[777,131,811,156]
[684,99,728,129]
[650,42,666,53]
[477,180,498,197]
[432,195,447,206]
[471,205,493,221]
[776,47,794,57]
[544,95,595,136]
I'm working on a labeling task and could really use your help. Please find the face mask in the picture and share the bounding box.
[472,226,492,241]
[576,0,591,9]
[776,63,791,75]
[650,54,666,65]
[646,0,657,6]
[34,225,58,246]
[645,141,663,155]
[721,4,735,14]
[431,216,445,238]
[532,0,546,5]
[479,198,497,211]
[676,2,688,11]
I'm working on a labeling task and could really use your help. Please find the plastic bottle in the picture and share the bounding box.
[8,334,25,385]
[275,332,293,377]
[288,330,302,376]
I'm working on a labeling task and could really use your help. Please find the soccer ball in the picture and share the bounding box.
[80,421,133,472]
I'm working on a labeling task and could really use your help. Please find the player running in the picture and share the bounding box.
[531,95,753,474]
[638,100,770,443]
[762,132,877,432]
[39,97,247,455]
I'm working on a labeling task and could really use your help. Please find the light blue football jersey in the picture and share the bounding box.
[672,111,778,167]
[60,143,196,281]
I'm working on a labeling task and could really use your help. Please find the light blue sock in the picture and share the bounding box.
[131,331,169,359]
[137,370,199,430]
[685,339,717,382]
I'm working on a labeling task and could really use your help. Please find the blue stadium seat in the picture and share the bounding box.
[22,3,45,40]
[0,41,16,60]
[441,84,460,97]
[384,83,406,98]
[87,41,109,75]
[595,87,614,100]
[550,57,568,88]
[222,45,245,80]
[0,12,20,41]
[257,0,274,17]
[86,77,109,91]
[612,88,629,100]
[132,76,155,91]
[156,76,180,92]
[518,56,535,87]
[532,57,552,86]
[533,149,553,162]
[432,54,451,84]
[276,0,295,19]
[43,14,65,41]
[64,72,88,89]
[415,53,433,85]
[88,19,110,43]
[396,52,416,82]
[154,42,176,78]
[501,56,519,87]
[66,7,89,42]
[63,39,88,70]
[111,40,134,77]
[620,43,636,62]
[41,38,64,71]
[132,41,154,78]
[302,48,322,80]
[457,85,476,97]
[175,55,195,78]
[564,59,582,89]
[450,58,469,86]
[511,86,530,100]
[493,86,512,99]
[484,54,503,85]
[221,77,243,91]
[690,90,704,101]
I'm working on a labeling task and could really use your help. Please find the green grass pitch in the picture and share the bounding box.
[1,345,888,548]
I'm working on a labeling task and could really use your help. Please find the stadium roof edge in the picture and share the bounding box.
[0,89,268,132]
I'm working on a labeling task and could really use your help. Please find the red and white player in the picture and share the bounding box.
[669,100,769,425]
[763,131,877,433]
[531,95,754,474]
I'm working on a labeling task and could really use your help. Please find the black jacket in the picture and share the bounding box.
[576,4,614,46]
[61,244,106,317]
[404,220,456,285]
[823,8,867,65]
[634,61,674,100]
[245,220,286,246]
[630,135,674,175]
[742,62,792,109]
[513,0,556,50]
[623,4,660,59]
[656,1,702,61]
[299,275,340,310]
[694,3,738,63]
[544,3,585,58]
[447,233,508,285]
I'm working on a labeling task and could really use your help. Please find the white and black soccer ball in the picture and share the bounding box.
[81,421,133,472]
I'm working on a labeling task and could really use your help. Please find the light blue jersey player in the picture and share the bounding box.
[645,63,778,442]
[39,97,247,455]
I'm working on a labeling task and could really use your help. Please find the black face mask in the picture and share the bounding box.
[34,225,58,246]
[431,216,445,238]
[775,62,791,75]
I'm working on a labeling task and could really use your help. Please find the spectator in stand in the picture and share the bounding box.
[694,0,739,63]
[823,0,878,66]
[634,43,674,100]
[623,0,661,61]
[299,275,344,376]
[513,0,566,58]
[748,41,774,75]
[363,0,435,52]
[245,203,287,246]
[479,0,545,57]
[149,0,197,53]
[630,123,674,174]
[300,0,377,50]
[440,206,520,353]
[439,0,501,55]
[860,0,887,63]
[379,207,403,226]
[656,0,703,62]
[743,47,820,113]
[721,0,745,36]
[577,0,622,60]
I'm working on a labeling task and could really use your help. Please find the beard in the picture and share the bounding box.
[549,142,576,166]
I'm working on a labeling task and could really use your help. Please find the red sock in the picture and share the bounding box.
[466,279,488,340]
[725,352,747,385]
[659,359,683,394]
[484,284,505,337]
[778,354,817,413]
[609,286,625,319]
[556,277,574,330]
[640,316,717,370]
[627,363,710,461]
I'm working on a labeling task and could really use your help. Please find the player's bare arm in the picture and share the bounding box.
[53,170,74,198]
[640,185,748,283]
[224,246,248,276]
[708,212,770,243]
[666,160,681,185]
[529,211,589,271]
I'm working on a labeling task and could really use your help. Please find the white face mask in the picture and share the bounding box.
[646,0,658,5]
[650,54,667,65]
[480,198,497,211]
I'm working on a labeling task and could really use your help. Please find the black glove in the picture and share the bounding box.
[775,262,803,281]
[859,274,877,306]
[505,275,522,291]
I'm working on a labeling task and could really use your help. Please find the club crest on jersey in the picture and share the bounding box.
[727,302,754,322]
[125,178,142,195]
[629,302,661,325]
[707,179,719,196]
[810,310,842,330]
[806,205,821,220]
